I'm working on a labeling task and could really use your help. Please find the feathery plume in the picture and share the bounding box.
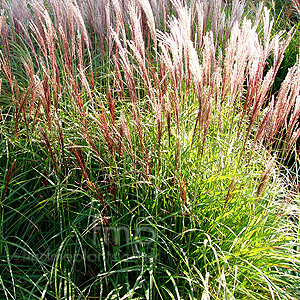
[137,0,157,49]
[257,156,275,198]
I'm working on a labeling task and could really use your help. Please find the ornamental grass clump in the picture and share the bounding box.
[0,0,299,299]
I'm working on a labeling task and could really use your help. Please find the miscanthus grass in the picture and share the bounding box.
[0,0,299,299]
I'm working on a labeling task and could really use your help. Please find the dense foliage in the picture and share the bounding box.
[0,0,300,299]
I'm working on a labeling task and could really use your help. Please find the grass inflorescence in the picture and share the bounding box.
[0,0,300,299]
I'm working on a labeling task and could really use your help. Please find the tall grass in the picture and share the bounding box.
[0,0,299,299]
